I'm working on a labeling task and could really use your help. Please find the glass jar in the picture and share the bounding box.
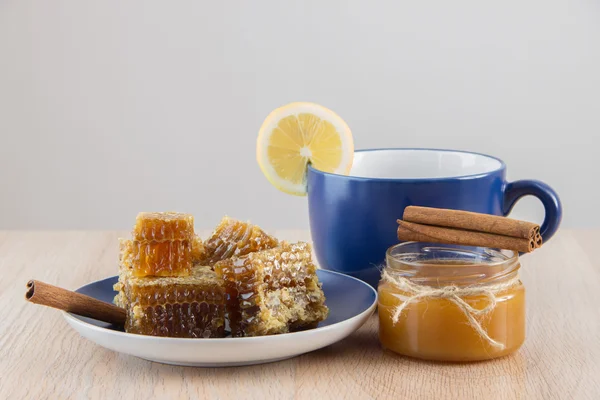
[378,242,525,362]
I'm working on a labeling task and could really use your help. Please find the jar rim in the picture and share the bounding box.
[385,242,520,284]
[387,241,518,265]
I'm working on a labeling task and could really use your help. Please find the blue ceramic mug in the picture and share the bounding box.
[307,148,562,287]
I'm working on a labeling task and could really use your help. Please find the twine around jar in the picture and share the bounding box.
[381,269,520,350]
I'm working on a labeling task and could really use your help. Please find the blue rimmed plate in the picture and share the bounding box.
[63,270,377,367]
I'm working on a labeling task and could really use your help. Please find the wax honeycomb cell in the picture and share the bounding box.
[201,217,279,266]
[214,242,328,337]
[113,266,226,338]
[129,212,195,277]
[120,237,195,277]
[131,240,192,277]
[133,212,194,242]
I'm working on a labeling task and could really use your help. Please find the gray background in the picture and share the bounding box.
[1,0,597,230]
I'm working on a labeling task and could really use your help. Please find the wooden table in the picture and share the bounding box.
[1,230,598,399]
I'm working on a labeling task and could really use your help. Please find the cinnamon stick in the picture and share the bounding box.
[26,280,126,325]
[397,220,535,253]
[534,233,543,248]
[403,206,540,240]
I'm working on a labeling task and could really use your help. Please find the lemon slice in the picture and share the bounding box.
[256,102,354,196]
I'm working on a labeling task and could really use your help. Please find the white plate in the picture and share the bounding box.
[63,270,378,367]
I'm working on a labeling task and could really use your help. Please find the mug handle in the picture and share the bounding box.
[502,180,562,243]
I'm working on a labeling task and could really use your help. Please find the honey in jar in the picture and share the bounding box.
[378,242,525,362]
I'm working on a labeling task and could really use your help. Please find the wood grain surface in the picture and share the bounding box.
[0,230,598,399]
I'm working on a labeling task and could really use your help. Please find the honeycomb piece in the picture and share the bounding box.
[118,238,133,271]
[113,266,226,338]
[214,242,328,337]
[131,240,192,277]
[201,216,279,266]
[191,236,205,264]
[133,212,194,242]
